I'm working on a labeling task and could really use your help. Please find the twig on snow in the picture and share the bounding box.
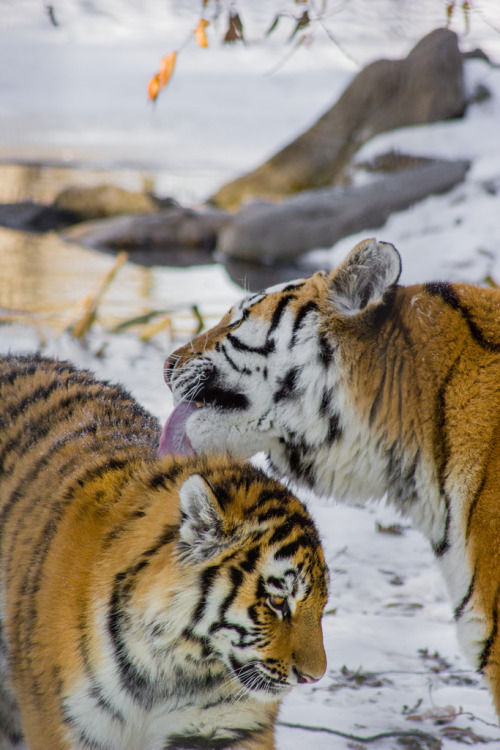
[278,721,442,748]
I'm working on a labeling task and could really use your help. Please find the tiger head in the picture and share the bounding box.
[164,238,402,499]
[172,460,328,700]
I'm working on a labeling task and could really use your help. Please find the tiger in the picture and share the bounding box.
[163,236,500,719]
[0,353,328,750]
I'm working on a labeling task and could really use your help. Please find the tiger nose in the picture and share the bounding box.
[293,667,323,685]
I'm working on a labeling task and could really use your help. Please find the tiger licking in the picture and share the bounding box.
[164,237,500,718]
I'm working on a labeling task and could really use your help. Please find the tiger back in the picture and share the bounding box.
[0,354,328,750]
[165,238,500,719]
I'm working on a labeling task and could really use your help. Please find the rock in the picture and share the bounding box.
[211,28,466,210]
[0,201,79,232]
[217,158,470,262]
[54,184,158,220]
[62,206,230,251]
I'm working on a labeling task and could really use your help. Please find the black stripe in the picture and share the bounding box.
[425,282,500,352]
[431,355,461,557]
[274,534,318,560]
[148,462,184,490]
[454,572,476,621]
[215,565,244,622]
[479,584,500,673]
[251,487,291,508]
[273,367,300,403]
[0,389,93,472]
[239,546,260,574]
[107,561,155,707]
[200,382,249,411]
[192,566,219,623]
[466,471,488,540]
[227,333,275,356]
[64,723,112,750]
[282,281,306,293]
[319,388,331,416]
[221,345,242,373]
[0,422,106,569]
[268,512,314,546]
[165,727,262,750]
[269,294,295,334]
[318,331,335,365]
[290,301,318,347]
[328,413,342,442]
[88,682,126,724]
[11,456,131,664]
[209,480,232,510]
[256,506,289,523]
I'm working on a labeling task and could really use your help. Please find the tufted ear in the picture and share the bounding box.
[329,238,401,317]
[178,474,226,561]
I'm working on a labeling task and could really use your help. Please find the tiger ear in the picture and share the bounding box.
[329,238,401,317]
[178,474,225,561]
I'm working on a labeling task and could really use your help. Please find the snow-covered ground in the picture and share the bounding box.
[2,1,500,747]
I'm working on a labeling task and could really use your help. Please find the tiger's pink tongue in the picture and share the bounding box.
[157,402,198,458]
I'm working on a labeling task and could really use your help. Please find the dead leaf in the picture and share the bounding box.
[446,1,456,27]
[148,73,161,102]
[148,51,178,101]
[194,19,210,48]
[159,51,177,88]
[406,705,459,724]
[224,12,244,43]
[376,521,406,535]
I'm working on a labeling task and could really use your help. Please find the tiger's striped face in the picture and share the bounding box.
[166,273,337,471]
[175,466,328,700]
[165,238,402,499]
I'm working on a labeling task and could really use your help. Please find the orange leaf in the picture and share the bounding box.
[159,51,177,87]
[148,73,161,102]
[194,18,210,48]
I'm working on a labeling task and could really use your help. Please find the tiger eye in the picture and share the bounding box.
[269,595,286,607]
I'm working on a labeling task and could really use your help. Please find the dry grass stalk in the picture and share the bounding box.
[65,252,128,340]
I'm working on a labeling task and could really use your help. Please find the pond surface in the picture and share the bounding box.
[0,161,315,349]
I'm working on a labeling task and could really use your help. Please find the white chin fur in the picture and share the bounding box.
[186,408,270,459]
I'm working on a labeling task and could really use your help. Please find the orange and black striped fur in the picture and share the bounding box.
[0,354,328,750]
[166,238,500,717]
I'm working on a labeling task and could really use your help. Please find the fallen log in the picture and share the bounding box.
[216,158,470,262]
[211,28,466,210]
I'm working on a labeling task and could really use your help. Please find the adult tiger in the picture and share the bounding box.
[164,237,500,718]
[0,354,328,750]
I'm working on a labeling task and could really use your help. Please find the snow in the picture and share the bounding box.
[2,1,500,746]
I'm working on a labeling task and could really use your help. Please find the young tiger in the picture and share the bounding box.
[0,354,328,750]
[164,237,500,718]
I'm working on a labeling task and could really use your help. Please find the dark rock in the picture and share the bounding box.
[54,184,158,220]
[0,201,80,232]
[62,206,231,252]
[211,29,466,210]
[217,158,470,262]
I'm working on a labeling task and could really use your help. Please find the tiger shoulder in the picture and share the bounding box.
[0,354,328,750]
